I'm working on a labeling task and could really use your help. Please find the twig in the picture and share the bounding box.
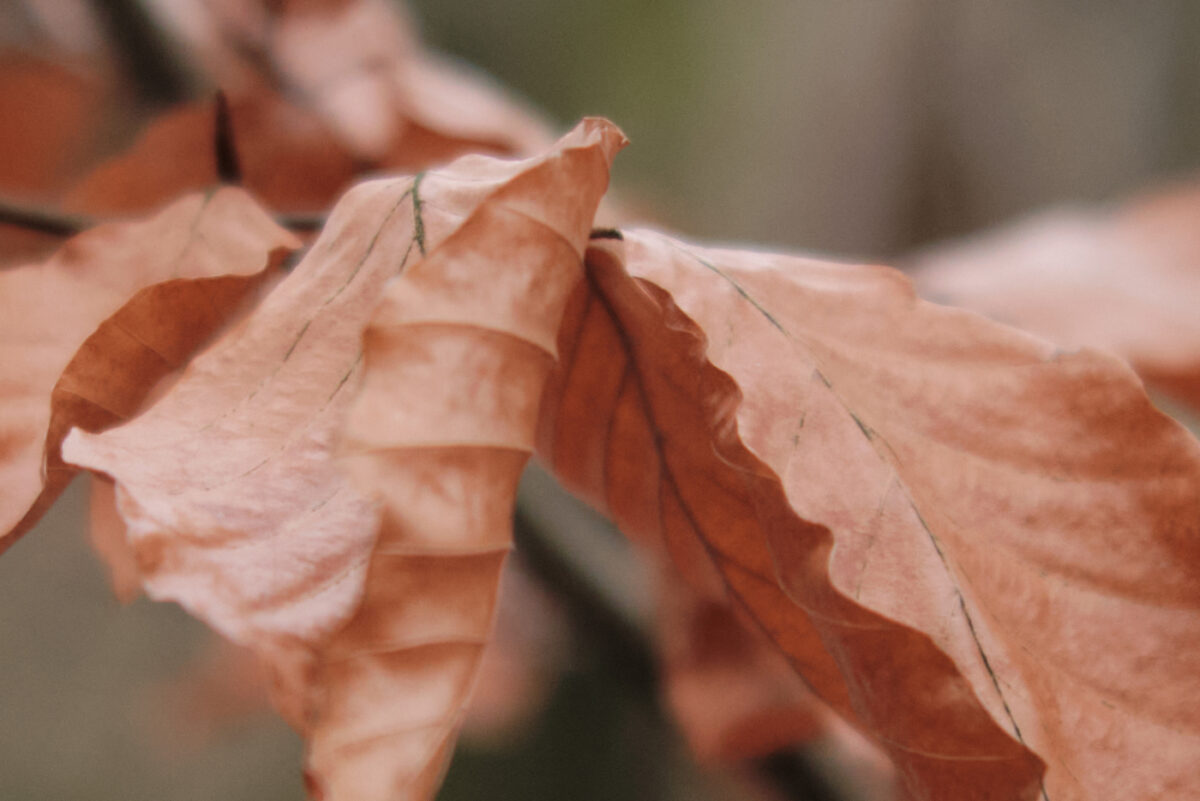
[514,465,658,698]
[0,202,92,238]
[0,196,326,239]
[514,465,852,801]
[0,198,656,243]
[0,200,91,237]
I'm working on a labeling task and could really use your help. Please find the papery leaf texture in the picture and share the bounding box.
[62,119,625,801]
[314,117,623,800]
[911,180,1200,409]
[538,229,1200,801]
[0,187,298,551]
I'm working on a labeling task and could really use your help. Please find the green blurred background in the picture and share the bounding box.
[3,0,1199,799]
[410,0,1200,257]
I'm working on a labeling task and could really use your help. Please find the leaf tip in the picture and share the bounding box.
[575,116,629,166]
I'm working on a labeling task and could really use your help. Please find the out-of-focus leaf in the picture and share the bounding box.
[911,179,1200,409]
[0,52,107,196]
[88,475,141,602]
[65,88,359,215]
[67,0,553,217]
[656,568,825,764]
[458,558,568,745]
[63,119,624,801]
[152,635,274,750]
[539,229,1200,801]
[0,188,297,551]
[0,51,112,264]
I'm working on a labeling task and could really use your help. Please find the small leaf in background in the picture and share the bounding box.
[64,89,360,216]
[151,635,275,751]
[539,229,1200,801]
[0,52,112,264]
[67,0,553,218]
[88,475,141,602]
[0,187,297,552]
[910,178,1200,410]
[457,558,569,746]
[656,568,826,764]
[0,52,108,197]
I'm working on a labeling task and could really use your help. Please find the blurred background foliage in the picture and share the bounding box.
[1,0,1198,799]
[411,0,1200,256]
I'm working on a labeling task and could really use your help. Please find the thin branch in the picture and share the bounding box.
[0,196,326,239]
[514,465,854,801]
[0,197,638,243]
[213,91,243,185]
[514,466,657,697]
[0,202,92,237]
[277,212,326,232]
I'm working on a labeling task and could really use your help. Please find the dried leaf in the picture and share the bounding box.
[161,0,420,159]
[69,0,553,217]
[318,117,624,800]
[656,568,824,764]
[89,475,141,602]
[911,180,1200,409]
[458,559,567,744]
[0,188,297,550]
[152,635,274,749]
[219,0,554,163]
[0,51,110,264]
[390,53,554,170]
[65,88,359,216]
[539,229,1200,801]
[62,119,625,801]
[0,51,106,196]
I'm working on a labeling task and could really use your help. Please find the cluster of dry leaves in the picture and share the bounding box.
[2,2,1199,800]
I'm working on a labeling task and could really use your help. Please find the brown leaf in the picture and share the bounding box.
[539,229,1200,800]
[0,188,297,551]
[317,118,624,800]
[0,51,112,264]
[656,567,825,764]
[0,52,107,197]
[457,559,567,745]
[911,179,1200,409]
[88,475,142,602]
[64,88,359,216]
[151,635,275,750]
[67,0,553,218]
[62,119,625,800]
[167,0,421,160]
[210,0,554,163]
[387,52,554,170]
